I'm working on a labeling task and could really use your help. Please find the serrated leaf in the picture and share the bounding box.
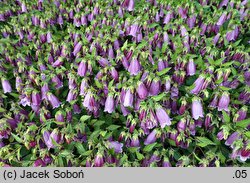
[214,57,225,66]
[11,133,23,143]
[156,67,171,76]
[106,125,120,131]
[75,142,85,154]
[222,111,230,123]
[143,142,157,152]
[136,151,145,160]
[152,93,166,102]
[236,118,250,128]
[80,115,91,122]
[245,132,250,138]
[219,86,231,91]
[119,154,128,165]
[196,137,216,147]
[82,150,92,156]
[0,107,6,112]
[149,23,158,28]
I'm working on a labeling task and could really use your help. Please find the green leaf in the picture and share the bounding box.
[222,111,230,123]
[11,133,23,143]
[152,93,166,102]
[82,150,92,156]
[119,154,128,165]
[196,137,216,147]
[219,86,231,91]
[214,58,225,66]
[75,142,86,154]
[0,107,6,112]
[236,118,250,128]
[136,151,145,160]
[106,125,120,131]
[149,23,158,28]
[156,67,171,76]
[245,131,250,138]
[80,115,91,122]
[60,150,72,157]
[143,142,157,152]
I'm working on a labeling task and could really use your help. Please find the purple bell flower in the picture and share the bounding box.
[108,141,123,153]
[80,79,88,96]
[234,106,247,122]
[104,95,115,113]
[55,111,64,122]
[130,135,140,147]
[149,78,160,96]
[216,13,227,26]
[77,61,88,77]
[34,159,46,167]
[144,130,157,145]
[129,24,138,37]
[187,59,196,76]
[73,42,82,56]
[217,130,224,140]
[94,154,104,167]
[225,132,240,147]
[155,106,172,128]
[31,91,41,106]
[218,92,230,111]
[47,93,61,109]
[127,0,134,11]
[1,79,12,93]
[191,97,204,120]
[123,89,133,108]
[137,82,148,100]
[128,58,141,75]
[187,15,196,28]
[190,75,205,94]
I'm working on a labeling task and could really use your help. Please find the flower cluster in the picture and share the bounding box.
[0,0,249,167]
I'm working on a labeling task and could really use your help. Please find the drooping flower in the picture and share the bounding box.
[73,41,82,56]
[1,78,12,93]
[31,91,41,106]
[94,153,104,167]
[77,61,88,77]
[55,111,64,122]
[149,78,160,96]
[216,13,227,26]
[129,24,138,37]
[144,130,157,145]
[104,95,115,113]
[127,0,134,11]
[239,148,250,162]
[136,81,148,100]
[108,141,123,153]
[218,92,230,111]
[83,91,95,111]
[47,92,61,109]
[234,106,247,122]
[187,59,196,76]
[191,97,204,120]
[225,132,240,147]
[155,106,172,128]
[123,88,133,107]
[177,118,187,132]
[190,75,205,94]
[128,58,141,75]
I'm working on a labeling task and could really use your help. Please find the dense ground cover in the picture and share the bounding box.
[0,0,249,167]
